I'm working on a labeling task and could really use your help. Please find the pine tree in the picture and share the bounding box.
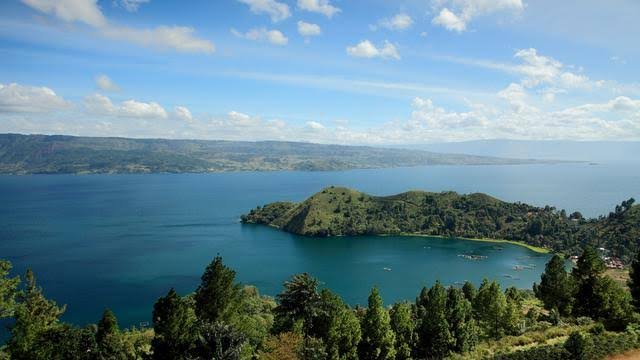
[473,279,507,338]
[274,273,321,334]
[194,256,241,324]
[358,287,396,360]
[7,269,66,360]
[572,246,606,318]
[446,287,477,353]
[152,288,197,360]
[96,308,119,344]
[390,302,415,360]
[96,308,124,359]
[416,281,452,359]
[0,260,19,319]
[461,281,477,302]
[535,255,574,316]
[628,250,640,311]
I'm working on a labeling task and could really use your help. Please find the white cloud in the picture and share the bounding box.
[432,8,467,32]
[95,74,120,92]
[173,106,193,122]
[231,28,288,46]
[306,121,325,130]
[84,94,168,119]
[21,0,214,54]
[431,0,524,32]
[346,40,400,60]
[297,0,340,18]
[0,83,70,113]
[378,13,414,31]
[115,0,150,12]
[236,0,290,22]
[21,0,107,27]
[297,21,321,37]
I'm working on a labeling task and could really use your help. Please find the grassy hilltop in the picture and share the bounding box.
[242,186,640,262]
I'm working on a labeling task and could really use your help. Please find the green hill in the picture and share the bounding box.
[242,187,640,262]
[0,133,555,174]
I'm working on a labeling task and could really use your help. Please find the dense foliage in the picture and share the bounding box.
[2,247,640,359]
[242,186,640,262]
[0,134,535,175]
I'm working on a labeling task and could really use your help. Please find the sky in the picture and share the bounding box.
[0,0,639,145]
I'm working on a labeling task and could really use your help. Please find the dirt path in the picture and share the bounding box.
[608,349,640,359]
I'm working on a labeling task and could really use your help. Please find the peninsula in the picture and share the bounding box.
[241,186,640,262]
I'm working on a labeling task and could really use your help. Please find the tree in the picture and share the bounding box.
[318,290,361,360]
[0,260,19,319]
[416,281,453,359]
[390,302,415,360]
[274,273,321,334]
[473,279,508,338]
[96,309,125,359]
[446,287,477,353]
[535,254,574,316]
[592,276,633,330]
[7,269,66,360]
[194,256,241,324]
[564,331,593,360]
[258,332,303,360]
[462,281,477,303]
[628,250,640,311]
[572,247,606,318]
[358,287,396,360]
[152,288,198,360]
[31,324,98,360]
[192,321,245,360]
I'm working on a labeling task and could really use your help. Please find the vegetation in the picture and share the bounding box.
[242,186,640,262]
[0,134,545,175]
[3,246,640,359]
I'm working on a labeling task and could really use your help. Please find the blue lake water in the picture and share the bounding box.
[1,163,639,330]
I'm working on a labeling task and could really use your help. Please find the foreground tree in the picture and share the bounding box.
[417,281,452,359]
[358,287,396,360]
[192,321,245,360]
[473,279,509,338]
[571,246,606,318]
[0,260,19,319]
[194,256,241,324]
[535,255,574,316]
[274,273,321,334]
[96,308,125,359]
[446,287,477,353]
[628,250,640,311]
[152,288,197,360]
[7,269,66,360]
[389,302,415,360]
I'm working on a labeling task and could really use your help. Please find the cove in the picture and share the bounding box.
[1,163,638,330]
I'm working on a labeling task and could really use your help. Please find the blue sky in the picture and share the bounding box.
[0,0,639,144]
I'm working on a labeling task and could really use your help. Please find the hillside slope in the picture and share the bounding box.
[0,133,553,174]
[242,187,640,262]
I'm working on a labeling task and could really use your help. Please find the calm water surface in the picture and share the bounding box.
[1,163,639,329]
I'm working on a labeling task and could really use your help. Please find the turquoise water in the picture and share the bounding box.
[1,163,639,330]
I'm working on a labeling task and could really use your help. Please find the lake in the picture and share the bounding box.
[1,162,639,330]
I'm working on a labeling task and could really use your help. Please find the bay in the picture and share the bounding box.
[1,162,639,330]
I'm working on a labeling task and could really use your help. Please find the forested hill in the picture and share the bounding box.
[241,187,640,262]
[0,133,552,174]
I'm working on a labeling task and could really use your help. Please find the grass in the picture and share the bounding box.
[394,233,551,254]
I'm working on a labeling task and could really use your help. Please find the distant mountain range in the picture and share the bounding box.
[0,134,557,175]
[406,140,640,164]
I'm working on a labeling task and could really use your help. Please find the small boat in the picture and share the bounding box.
[383,267,392,271]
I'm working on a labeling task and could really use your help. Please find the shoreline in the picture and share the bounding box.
[389,233,551,254]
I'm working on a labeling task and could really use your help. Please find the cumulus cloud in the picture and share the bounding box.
[231,28,288,46]
[346,40,400,60]
[431,0,524,32]
[376,13,414,31]
[0,83,71,113]
[297,21,321,37]
[84,94,168,119]
[236,0,290,22]
[115,0,150,12]
[21,0,214,54]
[95,74,120,92]
[297,0,340,18]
